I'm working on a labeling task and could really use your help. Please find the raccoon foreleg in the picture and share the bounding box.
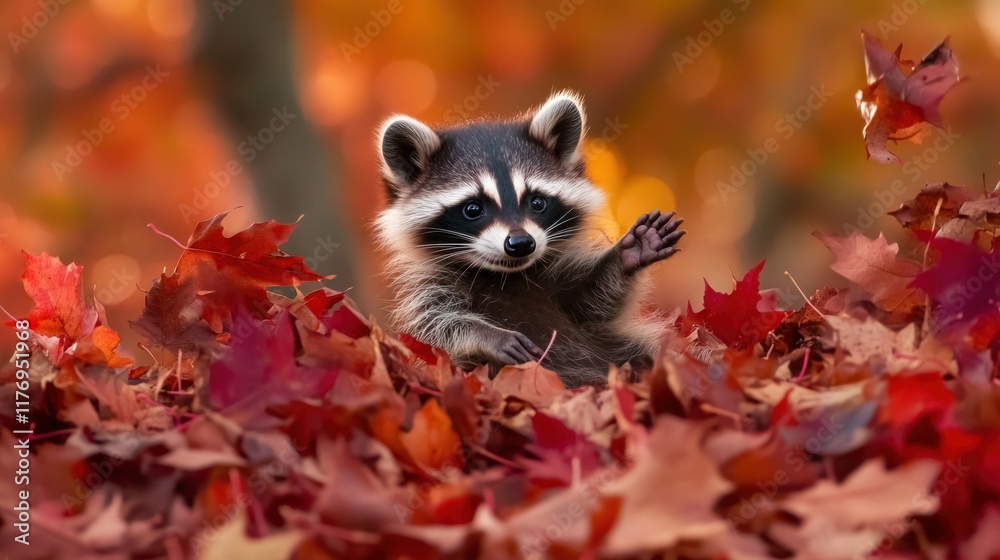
[433,315,543,373]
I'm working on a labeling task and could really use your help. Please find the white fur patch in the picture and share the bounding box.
[521,220,548,256]
[479,172,502,207]
[528,176,606,215]
[474,223,509,261]
[510,168,527,204]
[374,182,480,256]
[467,221,548,272]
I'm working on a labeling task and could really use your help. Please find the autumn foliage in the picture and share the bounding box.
[3,30,1000,560]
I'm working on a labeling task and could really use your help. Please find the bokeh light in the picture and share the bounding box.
[615,175,676,232]
[1,0,997,358]
[90,253,141,306]
[375,59,438,114]
[146,0,194,40]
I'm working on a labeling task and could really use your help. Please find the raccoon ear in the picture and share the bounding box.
[529,91,586,164]
[378,116,441,193]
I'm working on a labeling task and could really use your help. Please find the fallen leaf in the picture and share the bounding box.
[600,416,733,555]
[816,232,923,312]
[400,397,464,473]
[888,183,978,231]
[199,511,304,560]
[775,458,941,557]
[855,32,960,164]
[491,362,567,407]
[686,260,788,350]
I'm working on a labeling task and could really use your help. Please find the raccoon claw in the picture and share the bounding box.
[619,210,686,275]
[496,330,543,365]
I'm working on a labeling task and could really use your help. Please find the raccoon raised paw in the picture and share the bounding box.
[619,210,685,275]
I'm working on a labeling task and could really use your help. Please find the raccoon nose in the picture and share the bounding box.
[504,230,536,257]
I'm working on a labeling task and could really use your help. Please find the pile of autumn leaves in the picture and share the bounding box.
[4,32,1000,560]
[3,179,1000,559]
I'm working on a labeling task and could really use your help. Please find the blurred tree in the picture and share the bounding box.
[192,1,357,293]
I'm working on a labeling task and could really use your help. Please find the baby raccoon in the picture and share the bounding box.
[374,91,685,387]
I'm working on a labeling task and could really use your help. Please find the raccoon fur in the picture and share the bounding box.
[373,91,685,387]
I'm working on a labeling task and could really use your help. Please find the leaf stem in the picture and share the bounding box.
[784,271,823,317]
[919,197,944,346]
[147,223,189,251]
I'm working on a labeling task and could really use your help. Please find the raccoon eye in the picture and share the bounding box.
[529,196,547,213]
[462,201,484,220]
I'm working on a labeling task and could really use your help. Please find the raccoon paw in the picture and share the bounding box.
[494,329,544,365]
[619,210,685,275]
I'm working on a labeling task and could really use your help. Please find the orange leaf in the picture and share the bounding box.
[400,398,464,472]
[15,251,98,340]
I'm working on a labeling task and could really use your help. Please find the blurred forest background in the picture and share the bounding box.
[0,0,997,358]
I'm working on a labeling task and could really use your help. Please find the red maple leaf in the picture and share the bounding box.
[686,260,788,350]
[519,412,603,488]
[9,252,132,367]
[129,273,221,353]
[161,211,329,333]
[855,32,960,164]
[209,310,337,426]
[911,238,1000,328]
[132,211,331,354]
[13,251,98,340]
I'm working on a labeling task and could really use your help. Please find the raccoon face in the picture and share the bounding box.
[375,91,606,273]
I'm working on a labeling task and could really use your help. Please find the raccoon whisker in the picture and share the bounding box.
[419,245,473,254]
[418,228,479,241]
[466,255,489,293]
[421,246,471,257]
[545,225,587,240]
[521,270,543,290]
[418,242,474,248]
[546,230,585,242]
[543,210,574,235]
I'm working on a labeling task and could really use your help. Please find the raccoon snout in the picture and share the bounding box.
[503,229,536,258]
